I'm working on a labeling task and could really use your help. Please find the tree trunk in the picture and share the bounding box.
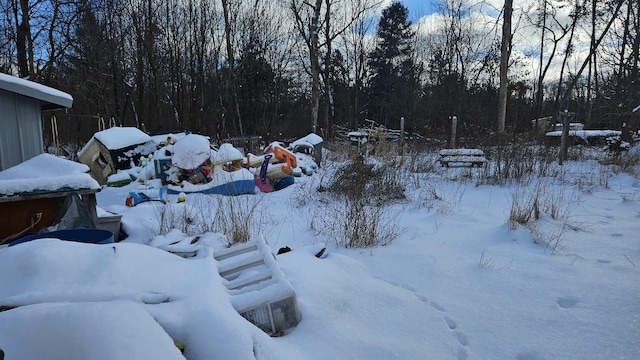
[16,0,31,77]
[222,0,243,137]
[322,0,332,138]
[497,0,513,133]
[534,0,547,121]
[310,0,322,134]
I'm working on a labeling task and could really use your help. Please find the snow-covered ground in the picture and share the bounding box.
[1,146,639,360]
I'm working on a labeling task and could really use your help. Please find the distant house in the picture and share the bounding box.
[0,73,73,171]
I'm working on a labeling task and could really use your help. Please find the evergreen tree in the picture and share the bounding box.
[236,40,275,135]
[329,50,354,129]
[236,39,301,138]
[366,1,421,129]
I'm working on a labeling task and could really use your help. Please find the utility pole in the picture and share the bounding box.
[558,110,575,165]
[400,116,405,156]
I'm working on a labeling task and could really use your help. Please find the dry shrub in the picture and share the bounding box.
[308,154,406,248]
[211,194,261,246]
[479,145,561,185]
[326,155,406,203]
[156,201,208,236]
[419,182,466,215]
[156,194,261,246]
[508,183,540,230]
[309,196,401,248]
[508,178,578,253]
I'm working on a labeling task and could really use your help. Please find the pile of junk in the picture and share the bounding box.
[77,127,322,197]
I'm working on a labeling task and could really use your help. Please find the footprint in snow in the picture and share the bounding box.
[457,347,468,360]
[556,296,579,309]
[429,301,447,312]
[456,331,469,346]
[444,316,457,330]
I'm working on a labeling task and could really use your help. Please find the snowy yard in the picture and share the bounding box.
[1,145,639,359]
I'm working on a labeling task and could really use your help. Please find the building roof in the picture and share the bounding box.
[0,72,73,110]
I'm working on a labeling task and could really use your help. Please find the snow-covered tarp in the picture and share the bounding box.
[0,153,99,196]
[291,133,323,147]
[0,238,279,359]
[0,301,185,360]
[171,134,212,170]
[212,143,244,164]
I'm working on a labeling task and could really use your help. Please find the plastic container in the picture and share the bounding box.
[9,228,114,247]
[97,212,123,242]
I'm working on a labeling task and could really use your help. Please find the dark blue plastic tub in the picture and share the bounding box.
[9,228,114,247]
[273,176,295,191]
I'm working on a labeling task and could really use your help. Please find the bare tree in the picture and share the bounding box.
[558,0,624,109]
[221,0,244,137]
[339,3,378,129]
[497,0,512,133]
[2,0,79,78]
[289,0,380,134]
[290,0,323,133]
[526,0,571,121]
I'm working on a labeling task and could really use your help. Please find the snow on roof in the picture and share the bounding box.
[0,72,73,109]
[0,153,100,196]
[93,127,153,150]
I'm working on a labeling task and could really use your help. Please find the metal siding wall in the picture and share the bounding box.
[17,95,44,162]
[0,89,43,171]
[0,89,19,171]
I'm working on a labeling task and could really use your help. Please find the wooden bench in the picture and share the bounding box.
[438,149,487,167]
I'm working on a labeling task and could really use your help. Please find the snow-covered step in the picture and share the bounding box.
[217,251,265,279]
[213,236,301,335]
[214,241,259,261]
[225,270,274,291]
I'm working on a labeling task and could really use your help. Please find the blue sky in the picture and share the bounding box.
[398,0,438,20]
